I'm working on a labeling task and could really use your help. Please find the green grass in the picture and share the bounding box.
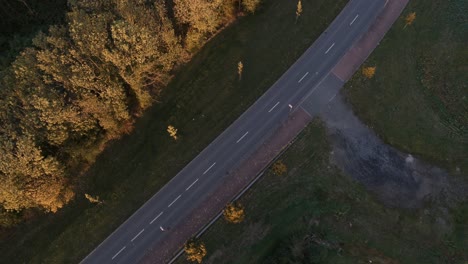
[0,0,348,263]
[343,0,468,174]
[178,121,467,263]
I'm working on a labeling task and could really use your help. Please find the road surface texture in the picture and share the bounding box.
[82,0,391,263]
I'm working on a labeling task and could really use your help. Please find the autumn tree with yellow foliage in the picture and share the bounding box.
[184,238,207,263]
[243,0,262,14]
[0,0,264,223]
[167,125,179,140]
[272,160,287,176]
[296,0,303,23]
[223,202,245,223]
[362,66,376,79]
[238,61,244,80]
[404,12,416,28]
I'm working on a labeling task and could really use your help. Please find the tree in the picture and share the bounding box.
[362,66,376,79]
[174,0,225,34]
[103,1,184,110]
[223,202,245,223]
[242,0,262,14]
[0,134,74,212]
[404,12,416,28]
[184,238,207,263]
[167,125,178,140]
[272,160,287,176]
[174,0,233,50]
[85,193,102,204]
[296,0,303,23]
[237,61,244,80]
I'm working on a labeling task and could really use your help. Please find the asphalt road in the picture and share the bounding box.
[81,0,386,263]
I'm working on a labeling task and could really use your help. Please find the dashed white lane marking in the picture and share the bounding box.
[268,102,280,113]
[150,212,163,224]
[236,131,249,143]
[350,14,359,25]
[325,43,335,54]
[203,162,216,175]
[131,229,145,242]
[298,72,309,83]
[328,92,338,102]
[112,246,126,260]
[186,178,199,191]
[168,195,181,207]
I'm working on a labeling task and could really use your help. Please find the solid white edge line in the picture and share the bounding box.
[150,211,164,224]
[111,246,126,260]
[131,229,145,242]
[203,162,216,175]
[268,101,280,113]
[186,178,199,191]
[168,195,182,207]
[298,72,309,83]
[350,14,359,25]
[236,131,249,143]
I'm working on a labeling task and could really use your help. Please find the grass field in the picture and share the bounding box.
[343,0,467,174]
[0,0,348,263]
[179,121,467,263]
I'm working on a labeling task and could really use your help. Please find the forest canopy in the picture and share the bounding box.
[0,0,261,215]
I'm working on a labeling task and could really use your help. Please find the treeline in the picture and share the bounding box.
[0,0,261,218]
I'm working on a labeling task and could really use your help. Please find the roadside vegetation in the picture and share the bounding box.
[344,0,467,174]
[1,0,252,215]
[0,0,347,262]
[181,121,467,263]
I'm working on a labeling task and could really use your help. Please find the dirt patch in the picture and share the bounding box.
[321,95,468,208]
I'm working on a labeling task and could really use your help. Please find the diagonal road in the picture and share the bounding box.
[82,0,386,263]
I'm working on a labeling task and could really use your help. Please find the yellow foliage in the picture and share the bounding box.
[242,0,262,14]
[85,193,102,204]
[362,66,376,79]
[296,0,303,21]
[223,202,245,223]
[272,160,287,176]
[184,239,207,263]
[0,134,74,212]
[405,12,416,27]
[167,125,178,140]
[238,61,243,80]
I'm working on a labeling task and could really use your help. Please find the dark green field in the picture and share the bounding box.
[0,0,348,263]
[344,0,467,174]
[180,121,466,263]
